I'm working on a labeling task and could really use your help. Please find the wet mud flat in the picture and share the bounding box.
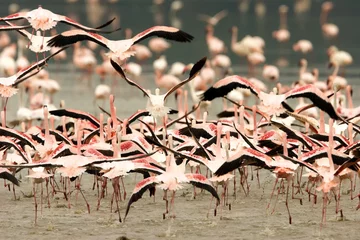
[0,169,359,240]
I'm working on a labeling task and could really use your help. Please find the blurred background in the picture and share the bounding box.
[1,0,359,120]
[0,0,358,67]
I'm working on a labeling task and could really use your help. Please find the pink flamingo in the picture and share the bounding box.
[200,76,340,120]
[48,26,194,63]
[0,6,116,32]
[110,57,206,119]
[273,5,290,43]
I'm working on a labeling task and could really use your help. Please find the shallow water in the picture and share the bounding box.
[0,169,359,240]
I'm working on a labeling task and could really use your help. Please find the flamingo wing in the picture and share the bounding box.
[14,47,69,86]
[132,26,194,45]
[214,148,273,176]
[49,109,100,128]
[186,173,220,202]
[334,158,360,176]
[110,59,150,97]
[0,12,27,21]
[164,57,207,100]
[0,169,19,186]
[0,24,32,31]
[279,154,319,175]
[285,85,339,120]
[47,29,109,49]
[200,75,260,101]
[213,10,228,22]
[0,126,36,149]
[125,176,159,219]
[57,15,118,33]
[4,20,31,39]
[0,137,30,163]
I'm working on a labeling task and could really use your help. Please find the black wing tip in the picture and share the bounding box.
[169,109,179,115]
[189,57,207,78]
[95,17,116,30]
[177,29,194,42]
[47,35,63,48]
[0,172,20,186]
[110,59,126,79]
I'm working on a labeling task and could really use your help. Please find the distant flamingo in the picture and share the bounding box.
[273,5,290,42]
[198,10,228,27]
[293,40,313,54]
[320,2,339,39]
[206,25,225,56]
[262,65,279,82]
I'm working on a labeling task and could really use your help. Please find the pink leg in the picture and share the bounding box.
[285,181,292,224]
[267,177,279,210]
[33,183,38,225]
[120,177,126,200]
[163,190,168,219]
[321,192,328,227]
[169,191,176,218]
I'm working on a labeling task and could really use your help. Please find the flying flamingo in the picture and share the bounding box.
[47,26,194,63]
[110,57,206,119]
[0,6,116,33]
[124,135,220,220]
[198,10,228,27]
[200,76,340,120]
[0,47,68,124]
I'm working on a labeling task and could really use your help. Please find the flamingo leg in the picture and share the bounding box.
[169,191,176,218]
[46,178,51,208]
[267,177,279,210]
[207,184,217,218]
[76,178,90,214]
[321,192,328,227]
[285,180,292,224]
[33,182,37,225]
[120,176,127,200]
[233,169,238,199]
[163,190,168,219]
[40,181,43,217]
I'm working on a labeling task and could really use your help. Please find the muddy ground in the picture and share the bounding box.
[0,168,359,240]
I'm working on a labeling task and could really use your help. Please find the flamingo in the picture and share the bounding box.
[262,65,279,82]
[298,59,315,84]
[110,57,206,118]
[328,46,353,76]
[0,6,116,33]
[198,10,228,27]
[200,76,340,120]
[124,135,220,220]
[320,2,339,39]
[293,40,313,54]
[205,25,225,56]
[47,26,194,63]
[273,5,290,43]
[0,47,67,124]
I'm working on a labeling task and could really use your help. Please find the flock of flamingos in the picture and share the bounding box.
[0,2,358,227]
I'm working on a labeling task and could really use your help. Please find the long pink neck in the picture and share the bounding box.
[282,132,288,157]
[216,122,222,156]
[328,118,334,173]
